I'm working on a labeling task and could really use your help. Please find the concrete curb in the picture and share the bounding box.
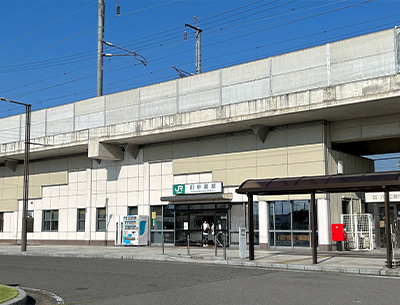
[2,287,27,305]
[1,250,399,278]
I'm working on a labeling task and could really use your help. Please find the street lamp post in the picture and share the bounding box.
[0,97,31,252]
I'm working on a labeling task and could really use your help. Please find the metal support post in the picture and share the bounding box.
[385,189,392,268]
[187,235,190,255]
[162,233,164,255]
[223,239,227,260]
[97,0,105,96]
[215,237,217,256]
[21,104,31,252]
[247,193,254,260]
[311,193,317,264]
[195,29,201,74]
[184,22,202,74]
[0,98,31,252]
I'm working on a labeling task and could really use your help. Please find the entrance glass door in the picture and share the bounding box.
[174,204,229,246]
[215,212,228,246]
[190,213,202,245]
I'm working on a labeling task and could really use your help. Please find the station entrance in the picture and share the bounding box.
[175,203,229,246]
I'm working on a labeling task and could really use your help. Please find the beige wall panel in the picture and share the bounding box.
[287,125,323,146]
[256,164,288,179]
[50,159,68,172]
[288,144,324,164]
[67,156,90,171]
[49,172,68,185]
[147,143,173,162]
[327,149,374,175]
[32,162,50,174]
[0,199,17,212]
[28,185,42,199]
[198,154,226,172]
[32,173,50,187]
[288,161,325,177]
[226,167,257,186]
[3,177,20,200]
[198,137,226,156]
[226,133,257,153]
[3,176,21,191]
[258,129,289,149]
[257,147,288,167]
[173,157,199,174]
[212,169,227,185]
[172,141,199,159]
[227,151,257,169]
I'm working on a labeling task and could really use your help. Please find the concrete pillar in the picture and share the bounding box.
[143,162,150,216]
[317,198,331,251]
[12,209,19,243]
[85,168,93,244]
[258,201,269,250]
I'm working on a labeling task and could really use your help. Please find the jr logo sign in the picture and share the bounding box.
[173,184,185,195]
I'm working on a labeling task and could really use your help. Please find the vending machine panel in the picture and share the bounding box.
[123,215,149,246]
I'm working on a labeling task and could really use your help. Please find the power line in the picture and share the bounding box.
[0,1,97,50]
[0,0,387,113]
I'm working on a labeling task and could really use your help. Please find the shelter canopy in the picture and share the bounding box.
[236,172,400,196]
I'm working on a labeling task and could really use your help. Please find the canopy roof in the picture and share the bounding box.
[236,171,400,196]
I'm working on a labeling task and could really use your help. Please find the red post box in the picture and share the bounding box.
[331,223,347,242]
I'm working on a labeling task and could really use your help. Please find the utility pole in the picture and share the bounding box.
[0,98,31,252]
[184,17,202,74]
[97,0,105,97]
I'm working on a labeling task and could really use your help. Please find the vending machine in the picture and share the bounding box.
[122,215,149,246]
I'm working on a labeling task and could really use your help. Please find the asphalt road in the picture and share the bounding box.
[1,255,400,305]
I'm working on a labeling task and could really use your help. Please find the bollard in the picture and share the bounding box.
[162,233,164,255]
[223,238,226,260]
[187,235,190,255]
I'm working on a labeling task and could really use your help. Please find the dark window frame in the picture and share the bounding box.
[96,208,106,232]
[77,208,86,232]
[127,206,138,215]
[42,210,59,232]
[0,212,4,232]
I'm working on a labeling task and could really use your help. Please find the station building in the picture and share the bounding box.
[1,28,400,250]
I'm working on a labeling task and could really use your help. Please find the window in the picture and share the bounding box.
[0,212,3,232]
[77,209,86,232]
[42,210,58,232]
[96,208,106,231]
[127,206,138,215]
[269,200,311,248]
[150,205,175,244]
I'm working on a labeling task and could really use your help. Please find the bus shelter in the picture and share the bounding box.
[235,171,400,268]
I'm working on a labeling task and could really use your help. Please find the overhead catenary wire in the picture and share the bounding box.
[0,0,387,114]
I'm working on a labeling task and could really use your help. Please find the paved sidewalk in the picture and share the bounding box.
[1,243,400,277]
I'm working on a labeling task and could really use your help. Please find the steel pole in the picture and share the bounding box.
[385,189,392,268]
[311,193,317,264]
[0,98,31,252]
[248,193,254,261]
[21,104,31,251]
[97,0,105,96]
[196,30,201,74]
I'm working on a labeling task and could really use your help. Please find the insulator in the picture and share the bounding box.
[184,31,187,41]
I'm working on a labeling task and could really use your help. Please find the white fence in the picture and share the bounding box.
[341,213,375,251]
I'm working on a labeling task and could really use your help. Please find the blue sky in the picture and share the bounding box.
[0,0,399,169]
